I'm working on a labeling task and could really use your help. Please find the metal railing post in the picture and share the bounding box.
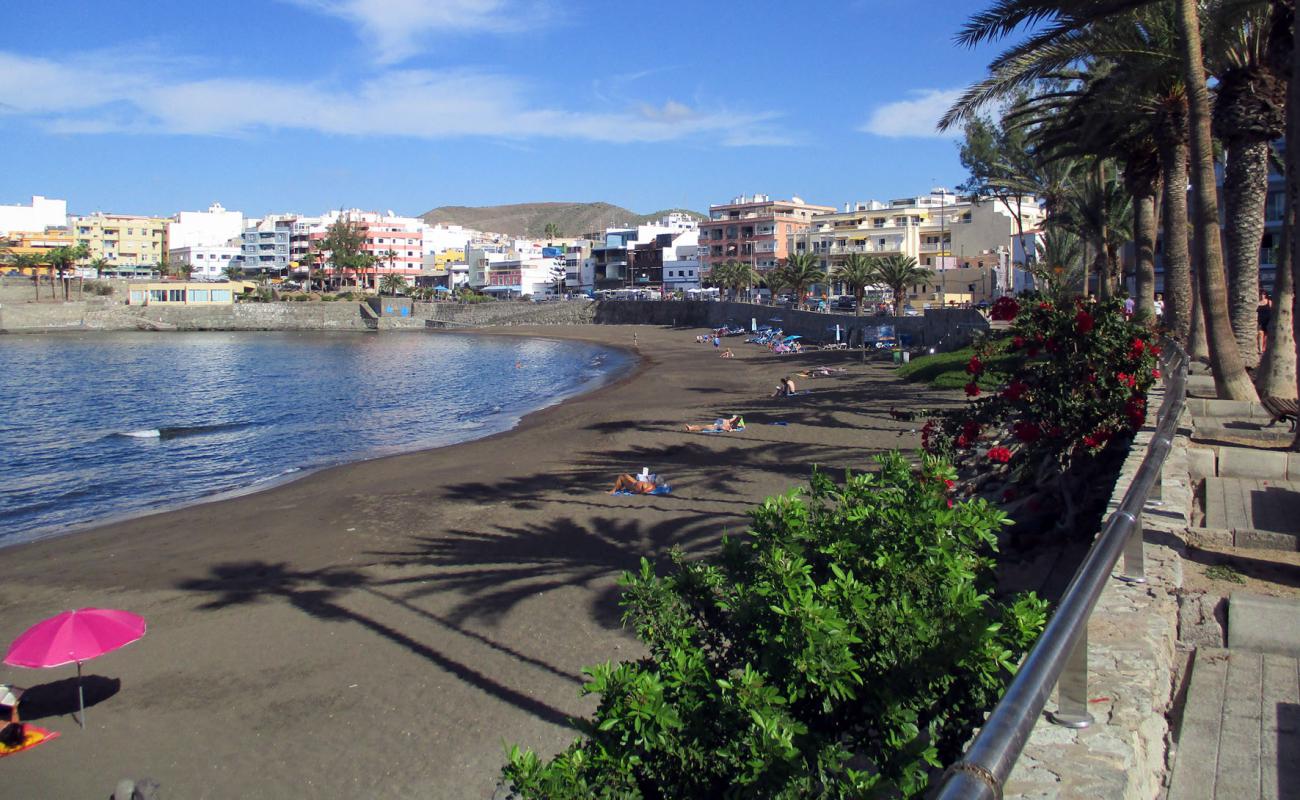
[1046,626,1094,728]
[1119,511,1147,584]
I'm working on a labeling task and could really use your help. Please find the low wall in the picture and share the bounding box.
[0,301,370,332]
[593,300,987,351]
[1,298,984,349]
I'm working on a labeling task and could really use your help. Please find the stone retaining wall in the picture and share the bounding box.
[1003,387,1189,800]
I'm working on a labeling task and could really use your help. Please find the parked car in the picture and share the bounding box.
[902,305,921,317]
[833,296,857,311]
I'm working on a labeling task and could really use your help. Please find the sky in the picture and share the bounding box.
[0,0,1018,219]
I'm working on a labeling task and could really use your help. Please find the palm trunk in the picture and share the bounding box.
[1159,134,1192,342]
[1290,13,1300,446]
[1259,207,1296,398]
[1224,140,1272,367]
[1132,183,1159,323]
[1189,257,1210,360]
[1177,0,1257,400]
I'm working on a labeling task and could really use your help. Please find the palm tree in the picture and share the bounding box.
[223,263,244,282]
[1208,4,1288,368]
[954,0,1260,399]
[1033,226,1085,297]
[835,253,877,316]
[379,273,407,296]
[44,243,89,301]
[11,253,48,302]
[874,254,934,317]
[780,252,826,309]
[543,223,561,243]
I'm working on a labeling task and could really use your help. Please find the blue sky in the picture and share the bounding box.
[0,0,1014,218]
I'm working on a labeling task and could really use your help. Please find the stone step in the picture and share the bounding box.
[1193,420,1295,448]
[1231,593,1300,658]
[1203,478,1300,537]
[1168,647,1300,799]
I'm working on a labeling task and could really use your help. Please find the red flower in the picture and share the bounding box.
[1116,372,1137,388]
[1002,380,1029,401]
[966,356,983,375]
[990,296,1020,321]
[1153,368,1161,379]
[1013,421,1041,443]
[1086,371,1097,384]
[1126,396,1147,427]
[1083,429,1113,448]
[964,382,981,397]
[1038,302,1053,311]
[1130,337,1146,356]
[944,479,956,492]
[1075,309,1094,333]
[946,498,954,509]
[988,446,1013,464]
[1151,344,1162,357]
[1011,335,1026,350]
[956,434,972,448]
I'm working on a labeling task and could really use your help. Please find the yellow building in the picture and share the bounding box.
[71,212,168,274]
[1,228,75,273]
[126,282,236,305]
[433,249,466,271]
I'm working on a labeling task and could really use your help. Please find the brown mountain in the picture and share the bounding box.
[418,202,705,238]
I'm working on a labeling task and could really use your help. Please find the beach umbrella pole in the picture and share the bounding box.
[77,661,85,728]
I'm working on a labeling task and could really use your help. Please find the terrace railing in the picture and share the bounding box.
[934,341,1189,800]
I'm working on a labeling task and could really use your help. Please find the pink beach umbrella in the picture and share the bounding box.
[4,608,147,727]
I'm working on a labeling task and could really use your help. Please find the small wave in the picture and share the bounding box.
[114,423,248,441]
[120,429,161,439]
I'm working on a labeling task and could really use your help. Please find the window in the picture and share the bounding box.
[189,289,210,302]
[211,289,232,302]
[169,289,185,303]
[150,289,167,302]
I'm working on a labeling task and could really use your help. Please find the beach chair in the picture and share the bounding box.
[1262,395,1299,432]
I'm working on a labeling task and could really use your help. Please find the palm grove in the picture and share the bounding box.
[940,0,1294,410]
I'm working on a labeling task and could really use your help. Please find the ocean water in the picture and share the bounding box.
[0,331,632,546]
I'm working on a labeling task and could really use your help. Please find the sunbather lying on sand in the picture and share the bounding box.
[609,474,661,494]
[797,367,847,378]
[685,415,744,432]
[720,348,735,358]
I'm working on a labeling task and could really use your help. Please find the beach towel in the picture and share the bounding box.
[613,485,672,496]
[768,421,789,426]
[0,725,59,758]
[695,427,744,434]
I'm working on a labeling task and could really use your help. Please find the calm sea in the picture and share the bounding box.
[0,331,632,546]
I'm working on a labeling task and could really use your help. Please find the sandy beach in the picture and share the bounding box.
[0,323,954,799]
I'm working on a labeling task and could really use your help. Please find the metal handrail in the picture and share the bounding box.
[935,342,1189,800]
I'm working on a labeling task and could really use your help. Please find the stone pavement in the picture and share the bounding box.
[1202,477,1300,548]
[1167,647,1300,799]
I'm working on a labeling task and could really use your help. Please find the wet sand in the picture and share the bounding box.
[0,324,955,799]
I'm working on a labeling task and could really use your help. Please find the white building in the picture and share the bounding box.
[0,195,67,235]
[170,245,241,281]
[420,222,473,257]
[167,202,244,250]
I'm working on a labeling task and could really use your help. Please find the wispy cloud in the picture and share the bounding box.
[282,0,551,64]
[0,51,792,147]
[859,88,964,139]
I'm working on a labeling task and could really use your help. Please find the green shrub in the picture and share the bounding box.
[292,293,308,302]
[503,452,1046,798]
[83,280,115,296]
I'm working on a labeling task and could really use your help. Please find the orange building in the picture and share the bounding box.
[698,194,834,274]
[1,228,75,273]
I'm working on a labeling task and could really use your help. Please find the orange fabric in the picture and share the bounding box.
[0,725,60,757]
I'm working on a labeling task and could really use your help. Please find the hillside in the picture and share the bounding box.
[418,202,705,238]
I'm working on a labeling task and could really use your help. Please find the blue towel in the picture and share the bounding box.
[613,485,672,496]
[695,427,745,434]
[768,421,789,426]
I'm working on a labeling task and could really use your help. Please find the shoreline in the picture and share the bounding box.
[1,328,641,550]
[0,323,955,799]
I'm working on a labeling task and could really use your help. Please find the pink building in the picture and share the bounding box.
[357,221,423,277]
[699,194,834,274]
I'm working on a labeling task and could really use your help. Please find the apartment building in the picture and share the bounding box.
[238,216,294,274]
[699,195,835,273]
[167,202,244,250]
[170,245,241,281]
[70,212,169,274]
[792,190,1042,295]
[586,214,702,291]
[0,228,76,275]
[0,195,67,235]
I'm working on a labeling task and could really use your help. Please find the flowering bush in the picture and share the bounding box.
[924,295,1161,531]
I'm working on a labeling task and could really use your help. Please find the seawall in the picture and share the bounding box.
[0,298,987,351]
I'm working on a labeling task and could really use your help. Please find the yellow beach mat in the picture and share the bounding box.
[0,725,60,757]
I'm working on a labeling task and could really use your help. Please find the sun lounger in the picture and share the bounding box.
[1262,395,1299,432]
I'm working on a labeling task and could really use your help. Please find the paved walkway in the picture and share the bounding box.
[1168,647,1300,799]
[1203,477,1300,541]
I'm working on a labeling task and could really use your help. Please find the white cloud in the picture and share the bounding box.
[859,88,964,139]
[283,0,547,63]
[0,51,792,147]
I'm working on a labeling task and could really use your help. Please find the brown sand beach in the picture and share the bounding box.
[0,324,953,799]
